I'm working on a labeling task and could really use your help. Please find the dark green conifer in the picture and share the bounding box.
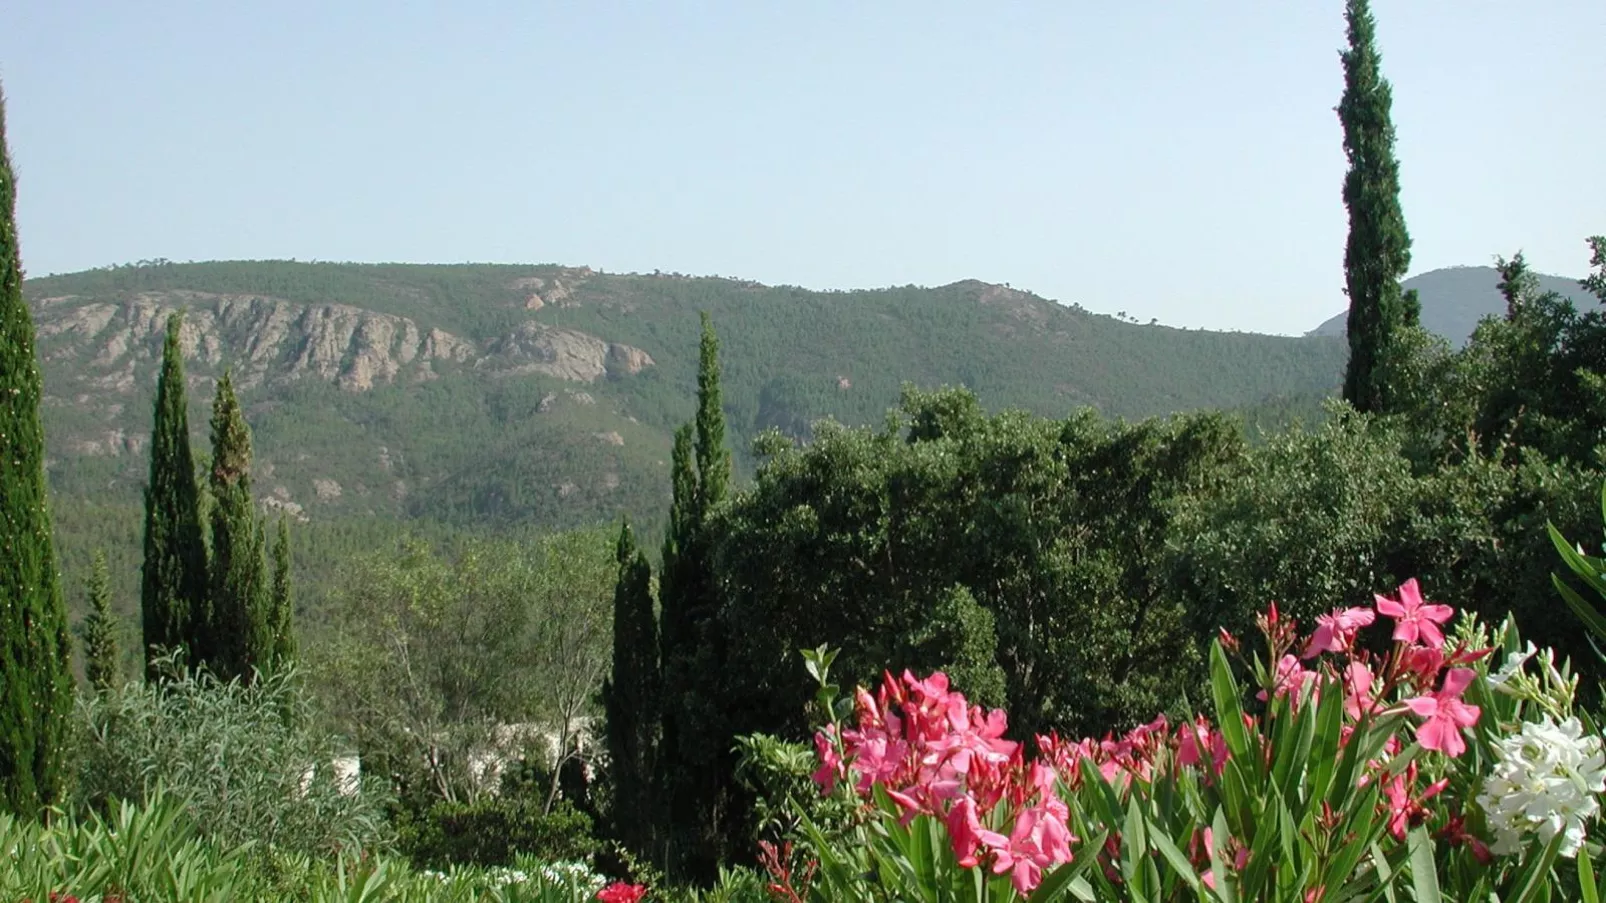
[655,313,734,879]
[207,369,270,681]
[602,518,660,860]
[81,551,120,694]
[1338,0,1416,414]
[141,311,209,679]
[693,312,731,516]
[267,515,296,670]
[0,85,74,817]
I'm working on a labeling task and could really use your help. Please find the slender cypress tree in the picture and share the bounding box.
[602,518,660,859]
[1338,0,1416,414]
[207,369,270,681]
[654,423,696,869]
[142,312,209,679]
[693,312,731,517]
[656,313,734,879]
[0,85,74,817]
[81,551,120,694]
[267,515,296,671]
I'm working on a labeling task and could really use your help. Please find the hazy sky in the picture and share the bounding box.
[2,2,1601,335]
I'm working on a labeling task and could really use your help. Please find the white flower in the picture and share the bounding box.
[1478,716,1606,858]
[1488,642,1538,690]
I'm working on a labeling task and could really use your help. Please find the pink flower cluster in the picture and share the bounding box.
[812,670,1073,893]
[1271,579,1487,758]
[809,578,1496,893]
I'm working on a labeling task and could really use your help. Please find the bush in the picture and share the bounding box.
[398,797,600,869]
[71,660,394,858]
[0,790,615,901]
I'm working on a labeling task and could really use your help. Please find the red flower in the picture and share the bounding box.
[597,882,648,903]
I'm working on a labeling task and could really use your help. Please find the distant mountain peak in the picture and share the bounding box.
[1309,265,1593,347]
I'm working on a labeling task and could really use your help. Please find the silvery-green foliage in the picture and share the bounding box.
[72,657,394,859]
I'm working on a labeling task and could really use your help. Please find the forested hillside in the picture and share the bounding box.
[26,260,1347,622]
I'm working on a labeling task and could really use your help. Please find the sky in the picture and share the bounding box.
[2,2,1601,336]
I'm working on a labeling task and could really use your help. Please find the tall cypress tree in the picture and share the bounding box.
[0,86,74,817]
[602,518,660,860]
[207,368,270,682]
[267,515,296,671]
[141,312,209,679]
[1338,0,1416,414]
[654,423,695,871]
[656,313,734,879]
[81,551,120,694]
[693,312,731,517]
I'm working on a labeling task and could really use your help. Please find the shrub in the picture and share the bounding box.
[779,583,1606,901]
[398,796,600,869]
[71,660,393,858]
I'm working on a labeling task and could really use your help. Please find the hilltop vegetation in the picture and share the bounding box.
[25,259,1347,620]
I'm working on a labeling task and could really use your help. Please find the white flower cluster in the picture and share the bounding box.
[537,858,609,893]
[419,859,605,892]
[1477,715,1606,858]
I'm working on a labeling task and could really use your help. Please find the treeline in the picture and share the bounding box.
[592,0,1606,882]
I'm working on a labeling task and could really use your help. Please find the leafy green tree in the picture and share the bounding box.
[900,585,1006,708]
[709,388,1240,823]
[1583,236,1606,301]
[141,312,209,679]
[81,551,121,694]
[206,369,270,682]
[267,515,296,671]
[602,519,660,860]
[1338,0,1417,414]
[316,531,614,807]
[0,86,73,817]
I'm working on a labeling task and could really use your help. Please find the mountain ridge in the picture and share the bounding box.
[24,259,1349,532]
[1309,265,1595,346]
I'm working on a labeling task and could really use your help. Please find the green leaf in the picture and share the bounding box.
[1508,831,1568,903]
[1209,808,1237,903]
[1407,826,1441,903]
[1122,797,1151,900]
[1148,822,1203,894]
[1551,574,1606,646]
[1579,845,1599,903]
[1210,642,1252,765]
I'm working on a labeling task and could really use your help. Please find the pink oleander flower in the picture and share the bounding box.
[1260,654,1318,707]
[1374,578,1454,648]
[1302,606,1376,658]
[989,799,1076,894]
[946,794,1009,868]
[1177,716,1228,777]
[811,726,842,794]
[1381,761,1449,840]
[1199,827,1250,891]
[1342,661,1375,721]
[1403,667,1481,757]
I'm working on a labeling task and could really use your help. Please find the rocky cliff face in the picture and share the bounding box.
[33,289,651,396]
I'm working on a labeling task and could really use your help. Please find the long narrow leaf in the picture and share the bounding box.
[1407,826,1442,903]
